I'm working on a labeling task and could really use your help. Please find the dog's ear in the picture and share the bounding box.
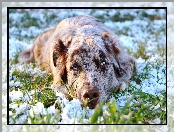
[101,31,136,81]
[53,35,71,67]
[53,39,67,67]
[120,55,136,78]
[53,39,69,84]
[102,31,121,55]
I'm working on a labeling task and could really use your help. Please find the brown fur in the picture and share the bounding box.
[18,15,136,108]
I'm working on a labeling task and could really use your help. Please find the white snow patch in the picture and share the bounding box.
[9,90,23,102]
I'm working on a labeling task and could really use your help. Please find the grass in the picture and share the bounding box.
[8,8,166,125]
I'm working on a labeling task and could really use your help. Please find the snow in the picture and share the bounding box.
[29,102,47,118]
[9,90,23,102]
[61,100,83,120]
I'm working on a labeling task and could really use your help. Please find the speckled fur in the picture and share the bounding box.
[18,15,136,107]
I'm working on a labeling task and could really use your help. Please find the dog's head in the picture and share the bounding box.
[52,30,135,109]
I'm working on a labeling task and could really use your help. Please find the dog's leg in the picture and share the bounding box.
[18,46,34,63]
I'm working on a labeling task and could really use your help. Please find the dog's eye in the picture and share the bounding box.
[73,65,78,70]
[72,64,79,71]
[101,61,106,66]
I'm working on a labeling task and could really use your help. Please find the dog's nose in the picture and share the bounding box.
[83,88,99,109]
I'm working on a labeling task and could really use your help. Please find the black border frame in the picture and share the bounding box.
[7,6,167,125]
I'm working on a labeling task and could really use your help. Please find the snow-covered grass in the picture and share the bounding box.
[2,2,172,132]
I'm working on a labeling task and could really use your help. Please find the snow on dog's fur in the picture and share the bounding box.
[18,15,136,108]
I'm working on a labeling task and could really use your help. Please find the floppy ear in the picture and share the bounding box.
[52,39,69,85]
[102,31,136,82]
[112,40,136,86]
[119,55,136,80]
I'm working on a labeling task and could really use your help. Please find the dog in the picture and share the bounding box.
[18,15,136,109]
